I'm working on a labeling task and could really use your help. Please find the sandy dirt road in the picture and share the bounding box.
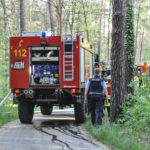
[0,108,110,150]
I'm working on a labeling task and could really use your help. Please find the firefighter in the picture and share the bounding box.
[84,68,108,126]
[134,71,141,87]
[103,74,111,117]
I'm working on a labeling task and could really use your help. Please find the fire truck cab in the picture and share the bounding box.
[10,31,96,123]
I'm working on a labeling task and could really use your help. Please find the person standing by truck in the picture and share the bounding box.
[84,68,108,126]
[103,74,111,117]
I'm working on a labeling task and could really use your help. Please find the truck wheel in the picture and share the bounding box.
[40,106,53,115]
[74,102,88,123]
[18,99,34,124]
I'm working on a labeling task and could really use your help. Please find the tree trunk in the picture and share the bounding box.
[81,0,89,41]
[103,2,107,61]
[65,12,70,33]
[29,0,35,30]
[76,10,81,35]
[110,0,126,122]
[97,42,101,63]
[135,3,141,61]
[69,0,77,34]
[20,0,26,35]
[125,0,135,94]
[59,0,62,36]
[1,0,7,37]
[98,0,103,63]
[1,0,8,80]
[56,2,60,35]
[56,0,62,36]
[107,0,111,61]
[48,0,54,33]
[139,30,144,62]
[10,0,17,35]
[45,2,49,30]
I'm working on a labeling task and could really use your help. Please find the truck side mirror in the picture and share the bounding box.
[94,54,99,68]
[95,54,99,63]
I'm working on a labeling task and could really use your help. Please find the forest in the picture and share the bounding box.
[0,0,150,95]
[0,0,150,149]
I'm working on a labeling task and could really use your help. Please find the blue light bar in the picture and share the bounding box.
[41,31,53,37]
[41,31,46,37]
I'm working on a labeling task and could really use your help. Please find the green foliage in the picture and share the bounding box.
[125,2,135,70]
[119,77,150,134]
[0,99,18,127]
[142,42,150,62]
[85,115,148,150]
[134,0,150,62]
[0,59,9,99]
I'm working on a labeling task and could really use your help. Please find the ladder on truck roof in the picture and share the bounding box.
[63,34,74,81]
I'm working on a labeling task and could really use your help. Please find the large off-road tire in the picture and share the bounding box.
[74,102,88,123]
[40,106,53,115]
[18,99,34,124]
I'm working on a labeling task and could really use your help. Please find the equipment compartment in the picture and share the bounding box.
[29,46,60,87]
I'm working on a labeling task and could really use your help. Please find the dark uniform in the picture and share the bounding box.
[86,76,107,126]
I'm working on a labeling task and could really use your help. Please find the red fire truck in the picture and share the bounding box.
[10,31,97,123]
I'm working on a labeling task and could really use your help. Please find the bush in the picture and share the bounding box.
[85,116,148,150]
[0,103,18,127]
[0,95,18,127]
[119,76,150,133]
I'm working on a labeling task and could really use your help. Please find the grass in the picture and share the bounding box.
[85,112,148,150]
[0,103,18,127]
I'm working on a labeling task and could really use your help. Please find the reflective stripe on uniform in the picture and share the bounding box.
[104,99,111,107]
[108,95,111,99]
[105,81,111,107]
[107,84,111,87]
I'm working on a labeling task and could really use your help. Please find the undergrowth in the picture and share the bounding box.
[85,115,148,150]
